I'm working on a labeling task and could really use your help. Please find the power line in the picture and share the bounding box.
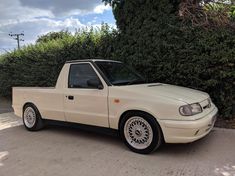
[8,32,24,49]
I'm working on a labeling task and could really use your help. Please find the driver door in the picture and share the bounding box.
[64,62,109,127]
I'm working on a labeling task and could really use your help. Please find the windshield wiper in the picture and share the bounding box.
[127,79,146,85]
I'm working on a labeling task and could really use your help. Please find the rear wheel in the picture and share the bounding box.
[120,112,162,154]
[23,104,44,131]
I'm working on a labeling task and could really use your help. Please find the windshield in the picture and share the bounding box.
[95,61,147,86]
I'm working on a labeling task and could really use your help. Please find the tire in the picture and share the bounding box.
[23,104,44,131]
[120,112,162,154]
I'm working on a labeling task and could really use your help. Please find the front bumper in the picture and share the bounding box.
[159,106,218,143]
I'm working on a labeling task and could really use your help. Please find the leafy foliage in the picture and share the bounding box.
[36,30,71,43]
[229,5,235,21]
[179,0,234,28]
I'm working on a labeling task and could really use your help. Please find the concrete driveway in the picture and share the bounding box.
[0,113,235,176]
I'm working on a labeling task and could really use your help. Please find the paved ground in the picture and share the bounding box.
[0,113,235,176]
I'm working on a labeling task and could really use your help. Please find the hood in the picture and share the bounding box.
[122,83,209,104]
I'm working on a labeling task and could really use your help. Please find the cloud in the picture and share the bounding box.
[19,0,110,16]
[0,0,114,53]
[94,4,111,14]
[0,18,85,50]
[0,0,111,26]
[0,0,53,26]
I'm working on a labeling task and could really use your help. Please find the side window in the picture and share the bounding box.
[68,63,100,88]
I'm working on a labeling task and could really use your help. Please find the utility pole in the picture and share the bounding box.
[9,32,24,49]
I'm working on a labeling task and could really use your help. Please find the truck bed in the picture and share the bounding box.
[12,87,64,120]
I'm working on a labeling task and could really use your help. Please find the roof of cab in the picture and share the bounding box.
[65,59,122,63]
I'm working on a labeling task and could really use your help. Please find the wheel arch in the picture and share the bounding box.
[118,109,165,142]
[22,102,44,131]
[22,102,41,117]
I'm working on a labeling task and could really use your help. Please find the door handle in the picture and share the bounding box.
[67,95,74,100]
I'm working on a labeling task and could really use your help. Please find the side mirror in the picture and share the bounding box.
[87,78,103,90]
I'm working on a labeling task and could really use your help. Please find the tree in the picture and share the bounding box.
[36,31,71,43]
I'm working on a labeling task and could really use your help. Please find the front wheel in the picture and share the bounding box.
[120,112,162,154]
[23,104,44,131]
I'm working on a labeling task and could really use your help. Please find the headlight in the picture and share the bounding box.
[179,103,202,116]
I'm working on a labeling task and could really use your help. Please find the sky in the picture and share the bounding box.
[0,0,116,54]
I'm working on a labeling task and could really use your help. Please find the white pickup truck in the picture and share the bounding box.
[13,59,218,154]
